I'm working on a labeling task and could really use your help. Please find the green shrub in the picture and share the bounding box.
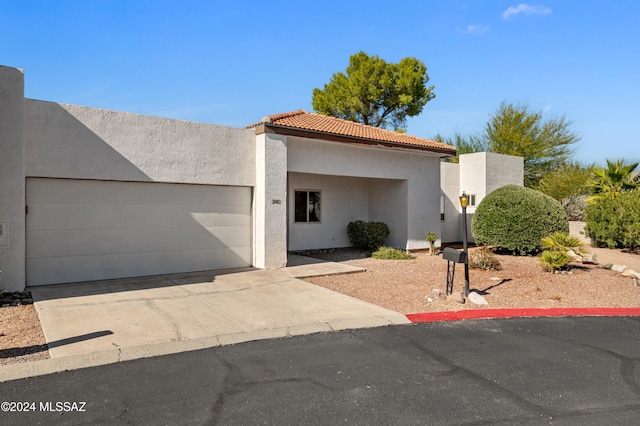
[347,220,390,251]
[584,191,640,249]
[471,185,569,255]
[562,196,587,221]
[541,232,586,255]
[539,250,572,272]
[469,247,502,271]
[371,246,414,260]
[539,232,586,272]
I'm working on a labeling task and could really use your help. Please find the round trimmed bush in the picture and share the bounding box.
[471,185,569,255]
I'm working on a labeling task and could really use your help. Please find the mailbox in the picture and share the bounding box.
[442,247,466,264]
[442,247,467,296]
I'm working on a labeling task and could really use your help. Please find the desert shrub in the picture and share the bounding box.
[471,185,569,255]
[584,191,640,249]
[539,250,572,272]
[539,232,586,272]
[541,232,586,255]
[371,246,414,260]
[347,220,390,251]
[469,247,502,271]
[562,196,587,221]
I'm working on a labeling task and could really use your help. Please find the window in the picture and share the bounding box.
[294,191,320,223]
[440,194,445,221]
[469,194,477,206]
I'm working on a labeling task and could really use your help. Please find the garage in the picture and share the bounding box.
[26,178,252,286]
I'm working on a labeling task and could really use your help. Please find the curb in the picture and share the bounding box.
[406,307,640,323]
[0,315,408,383]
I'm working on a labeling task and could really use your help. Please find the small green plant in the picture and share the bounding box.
[539,250,572,272]
[539,232,586,272]
[371,247,414,260]
[469,247,502,271]
[347,220,390,251]
[426,232,437,255]
[541,232,586,255]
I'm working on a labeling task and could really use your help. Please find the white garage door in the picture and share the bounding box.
[26,178,252,286]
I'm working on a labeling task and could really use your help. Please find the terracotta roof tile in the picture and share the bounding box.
[246,110,456,154]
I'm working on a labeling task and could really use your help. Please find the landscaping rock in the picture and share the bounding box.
[431,288,446,301]
[581,253,598,265]
[634,278,639,288]
[611,265,627,273]
[603,263,613,270]
[468,291,489,305]
[622,269,637,277]
[0,291,34,308]
[567,250,583,262]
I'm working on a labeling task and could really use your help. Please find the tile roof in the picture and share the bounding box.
[246,110,456,155]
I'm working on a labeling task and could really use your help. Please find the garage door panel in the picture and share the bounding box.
[28,203,251,230]
[28,179,251,207]
[27,247,252,286]
[27,226,251,258]
[26,178,252,286]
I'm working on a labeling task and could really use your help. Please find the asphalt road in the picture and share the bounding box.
[1,316,640,425]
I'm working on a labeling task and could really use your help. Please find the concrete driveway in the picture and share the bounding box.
[29,255,409,361]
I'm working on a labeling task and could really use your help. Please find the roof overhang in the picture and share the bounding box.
[254,124,457,157]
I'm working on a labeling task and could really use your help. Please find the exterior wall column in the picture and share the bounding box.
[0,66,26,291]
[253,132,288,268]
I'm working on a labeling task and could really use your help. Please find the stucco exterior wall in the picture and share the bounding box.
[287,137,442,251]
[288,173,370,251]
[254,133,288,268]
[369,179,408,249]
[24,100,256,186]
[440,162,461,243]
[0,66,26,291]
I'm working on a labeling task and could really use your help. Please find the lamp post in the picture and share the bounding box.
[459,191,470,296]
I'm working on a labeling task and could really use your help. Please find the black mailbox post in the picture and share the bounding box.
[443,247,467,296]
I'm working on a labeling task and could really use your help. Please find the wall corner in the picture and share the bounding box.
[0,66,26,291]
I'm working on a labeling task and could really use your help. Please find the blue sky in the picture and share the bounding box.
[2,0,638,165]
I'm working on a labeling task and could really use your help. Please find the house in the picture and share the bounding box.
[0,65,522,292]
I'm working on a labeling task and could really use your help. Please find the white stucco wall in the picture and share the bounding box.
[440,162,461,243]
[0,66,26,291]
[288,173,370,250]
[254,133,288,268]
[485,152,524,193]
[24,100,256,185]
[287,137,442,251]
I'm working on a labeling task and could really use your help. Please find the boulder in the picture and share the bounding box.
[566,250,583,262]
[468,291,489,305]
[612,265,627,273]
[581,252,598,265]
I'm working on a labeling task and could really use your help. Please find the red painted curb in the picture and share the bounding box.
[406,308,640,323]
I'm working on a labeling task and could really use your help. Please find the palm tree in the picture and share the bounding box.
[588,159,640,202]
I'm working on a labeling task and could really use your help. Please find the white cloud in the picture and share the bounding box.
[502,4,552,20]
[466,25,490,35]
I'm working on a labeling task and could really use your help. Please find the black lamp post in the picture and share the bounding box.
[459,191,470,296]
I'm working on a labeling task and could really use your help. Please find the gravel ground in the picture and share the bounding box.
[1,246,638,366]
[304,247,640,314]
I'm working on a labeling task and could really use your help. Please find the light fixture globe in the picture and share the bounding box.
[459,191,469,209]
